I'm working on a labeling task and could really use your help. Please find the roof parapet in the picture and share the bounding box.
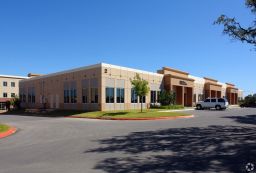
[27,73,43,78]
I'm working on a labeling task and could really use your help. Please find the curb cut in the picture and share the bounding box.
[69,115,194,121]
[0,127,17,139]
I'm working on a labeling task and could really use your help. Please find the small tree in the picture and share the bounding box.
[244,94,256,106]
[12,97,21,109]
[131,74,150,112]
[159,90,176,106]
[5,101,11,111]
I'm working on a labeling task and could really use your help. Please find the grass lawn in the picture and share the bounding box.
[71,109,189,119]
[2,109,190,119]
[0,124,10,133]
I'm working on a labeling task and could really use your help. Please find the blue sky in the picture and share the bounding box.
[0,0,255,95]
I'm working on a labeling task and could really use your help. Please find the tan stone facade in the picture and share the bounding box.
[19,63,242,111]
[20,63,163,111]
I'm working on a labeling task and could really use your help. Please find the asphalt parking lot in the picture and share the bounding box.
[0,108,255,173]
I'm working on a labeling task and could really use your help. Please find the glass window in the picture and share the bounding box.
[3,93,7,98]
[20,91,26,103]
[70,90,74,103]
[157,91,160,103]
[91,88,98,103]
[0,102,6,110]
[151,91,157,103]
[28,91,31,102]
[116,88,124,103]
[140,96,146,103]
[82,88,89,103]
[3,81,7,87]
[70,89,77,103]
[28,87,35,103]
[211,99,217,102]
[131,89,138,103]
[23,94,26,102]
[31,88,35,103]
[11,93,15,98]
[106,87,114,103]
[218,98,225,103]
[64,90,70,103]
[205,99,210,102]
[11,82,15,87]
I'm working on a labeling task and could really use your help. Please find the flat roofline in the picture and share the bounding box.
[165,74,195,81]
[205,82,222,87]
[162,67,189,75]
[226,83,235,86]
[20,63,103,82]
[20,62,164,82]
[204,77,218,83]
[0,74,28,79]
[102,63,163,77]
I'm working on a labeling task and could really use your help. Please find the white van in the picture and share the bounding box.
[196,98,229,110]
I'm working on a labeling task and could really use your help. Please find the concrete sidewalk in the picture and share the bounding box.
[158,108,195,112]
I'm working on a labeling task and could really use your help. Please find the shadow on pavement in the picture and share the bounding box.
[223,114,256,126]
[85,125,256,173]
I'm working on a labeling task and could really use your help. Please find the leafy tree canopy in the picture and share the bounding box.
[131,73,150,112]
[214,0,256,48]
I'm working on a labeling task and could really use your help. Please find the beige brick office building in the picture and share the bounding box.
[19,63,242,111]
[0,75,28,110]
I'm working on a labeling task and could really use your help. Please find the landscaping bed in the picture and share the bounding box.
[0,124,10,133]
[70,109,191,120]
[0,124,16,139]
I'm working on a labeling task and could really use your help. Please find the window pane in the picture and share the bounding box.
[82,88,88,103]
[120,88,124,103]
[211,99,217,102]
[151,91,156,103]
[91,88,98,103]
[74,89,77,103]
[131,89,138,103]
[3,93,7,98]
[95,89,98,103]
[218,99,224,102]
[140,96,146,103]
[116,88,120,103]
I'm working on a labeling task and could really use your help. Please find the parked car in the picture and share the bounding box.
[196,98,229,110]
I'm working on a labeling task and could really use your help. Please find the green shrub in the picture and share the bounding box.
[239,94,256,107]
[158,90,176,106]
[151,104,184,110]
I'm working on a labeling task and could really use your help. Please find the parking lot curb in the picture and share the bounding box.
[69,115,194,121]
[0,127,17,139]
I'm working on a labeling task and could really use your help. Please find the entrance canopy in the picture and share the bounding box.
[226,83,238,105]
[158,67,194,107]
[204,77,222,98]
